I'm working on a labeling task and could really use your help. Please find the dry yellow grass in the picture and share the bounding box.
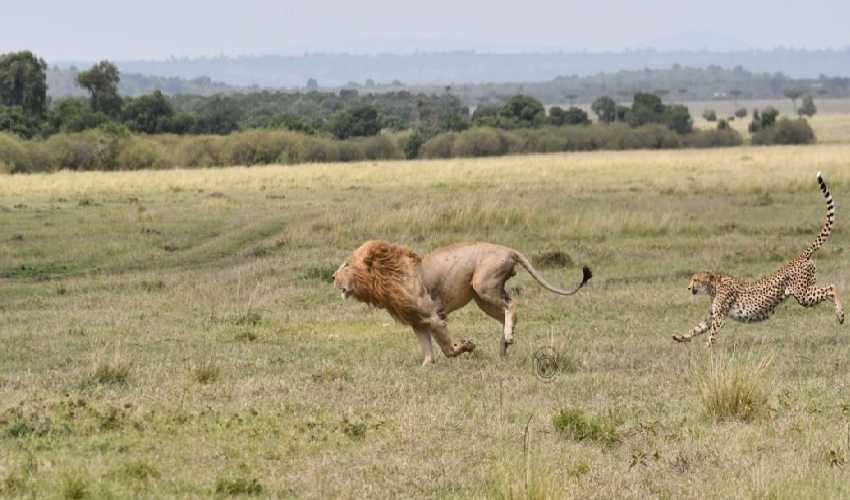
[2,144,850,498]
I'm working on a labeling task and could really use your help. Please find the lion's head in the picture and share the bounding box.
[333,240,427,325]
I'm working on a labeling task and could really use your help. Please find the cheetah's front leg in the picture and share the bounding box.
[674,310,712,343]
[704,302,730,347]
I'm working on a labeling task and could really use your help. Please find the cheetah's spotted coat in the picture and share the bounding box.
[674,172,844,346]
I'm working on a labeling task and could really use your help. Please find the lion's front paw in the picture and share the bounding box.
[672,334,690,343]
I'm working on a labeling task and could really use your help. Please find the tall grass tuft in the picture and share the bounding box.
[695,351,774,423]
[86,345,132,386]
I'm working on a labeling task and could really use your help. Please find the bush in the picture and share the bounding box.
[751,117,816,145]
[451,127,510,157]
[117,136,168,170]
[420,131,458,159]
[174,135,228,167]
[552,407,619,445]
[734,107,748,118]
[226,130,288,166]
[359,134,403,160]
[0,133,34,173]
[41,126,130,171]
[683,128,743,148]
[702,109,717,122]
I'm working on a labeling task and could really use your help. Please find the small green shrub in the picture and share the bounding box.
[120,461,160,481]
[61,474,89,500]
[191,358,221,384]
[552,407,619,445]
[214,477,263,496]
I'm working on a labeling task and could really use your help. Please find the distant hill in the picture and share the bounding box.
[47,66,248,98]
[55,48,850,90]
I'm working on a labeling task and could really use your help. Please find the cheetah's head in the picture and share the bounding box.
[688,272,716,296]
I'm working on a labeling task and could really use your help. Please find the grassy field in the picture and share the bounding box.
[2,145,850,498]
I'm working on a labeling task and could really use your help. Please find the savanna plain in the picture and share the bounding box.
[2,114,850,499]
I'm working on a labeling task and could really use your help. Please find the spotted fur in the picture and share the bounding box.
[674,172,844,346]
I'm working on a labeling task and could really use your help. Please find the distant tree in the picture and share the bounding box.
[471,105,501,127]
[783,89,802,110]
[0,105,40,138]
[798,95,817,117]
[717,118,729,130]
[760,106,779,128]
[122,90,173,133]
[365,78,376,87]
[194,95,242,134]
[702,109,717,122]
[306,78,318,91]
[591,96,616,123]
[328,104,380,139]
[564,93,578,105]
[46,98,109,133]
[749,106,780,133]
[76,61,122,117]
[748,109,762,133]
[677,88,688,101]
[734,108,747,118]
[499,95,545,128]
[0,51,48,116]
[627,92,664,127]
[549,106,589,126]
[663,104,693,134]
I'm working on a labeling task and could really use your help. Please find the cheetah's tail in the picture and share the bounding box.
[803,172,835,258]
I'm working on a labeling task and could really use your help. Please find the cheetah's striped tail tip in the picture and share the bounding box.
[817,171,822,179]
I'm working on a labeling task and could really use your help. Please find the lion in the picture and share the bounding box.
[333,240,592,365]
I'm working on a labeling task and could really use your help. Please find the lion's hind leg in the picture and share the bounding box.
[473,294,516,356]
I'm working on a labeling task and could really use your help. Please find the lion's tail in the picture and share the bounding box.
[514,252,592,296]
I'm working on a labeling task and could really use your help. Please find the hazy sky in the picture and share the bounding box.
[4,0,849,62]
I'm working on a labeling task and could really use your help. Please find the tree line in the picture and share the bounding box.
[0,50,817,174]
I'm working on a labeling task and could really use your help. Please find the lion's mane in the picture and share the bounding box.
[347,240,429,325]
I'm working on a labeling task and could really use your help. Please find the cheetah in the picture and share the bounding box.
[674,172,844,347]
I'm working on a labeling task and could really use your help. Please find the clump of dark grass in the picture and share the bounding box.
[60,474,89,500]
[214,476,263,496]
[191,358,221,384]
[84,346,131,387]
[552,407,619,445]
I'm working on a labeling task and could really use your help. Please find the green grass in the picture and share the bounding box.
[1,145,850,498]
